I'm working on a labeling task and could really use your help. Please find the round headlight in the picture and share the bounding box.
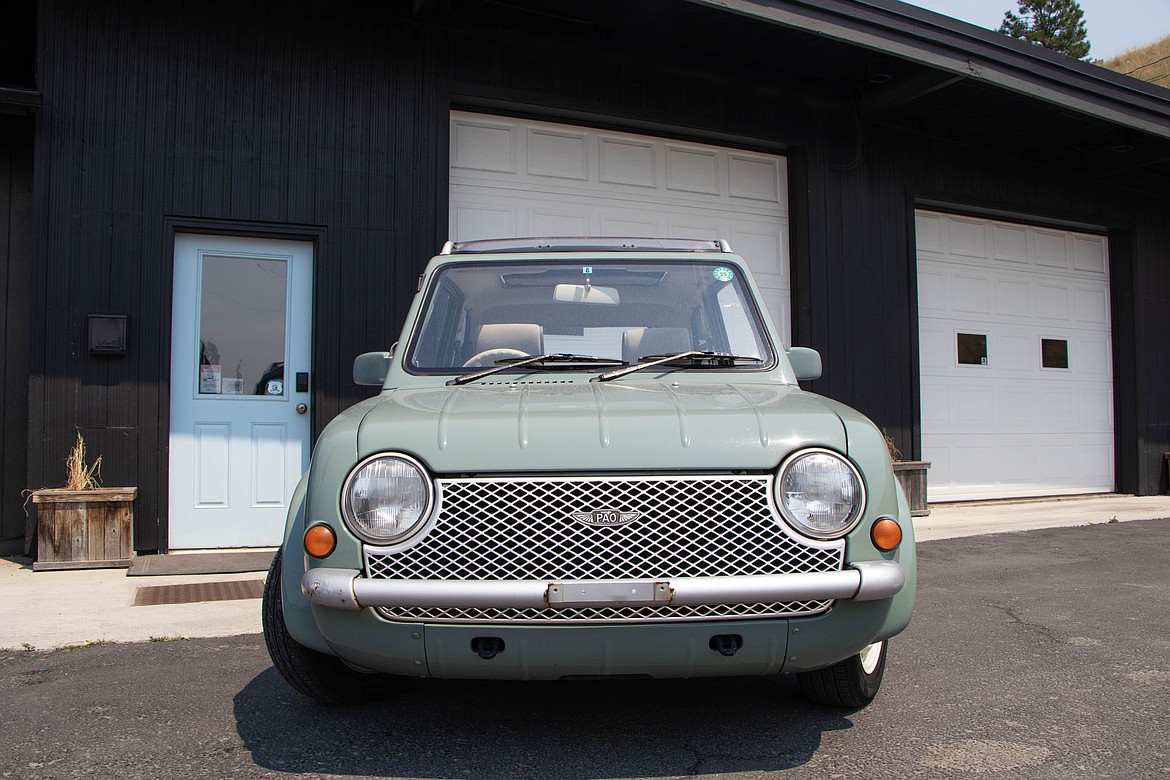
[775,449,865,539]
[342,454,433,544]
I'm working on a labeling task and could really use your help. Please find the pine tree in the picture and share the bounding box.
[999,0,1091,60]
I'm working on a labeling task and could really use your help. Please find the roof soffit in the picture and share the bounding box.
[684,0,1170,142]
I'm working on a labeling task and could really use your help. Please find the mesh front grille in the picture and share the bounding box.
[366,474,844,624]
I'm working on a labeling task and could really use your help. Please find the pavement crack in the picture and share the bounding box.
[987,602,1064,643]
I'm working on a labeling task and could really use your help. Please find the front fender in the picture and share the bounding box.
[278,473,334,654]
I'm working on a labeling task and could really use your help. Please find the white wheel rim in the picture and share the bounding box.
[859,642,883,675]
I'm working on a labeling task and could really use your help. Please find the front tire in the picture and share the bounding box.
[796,640,888,708]
[262,548,399,705]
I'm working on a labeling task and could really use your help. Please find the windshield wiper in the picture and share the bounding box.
[591,351,763,383]
[448,354,628,386]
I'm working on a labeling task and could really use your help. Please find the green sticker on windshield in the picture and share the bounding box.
[713,267,734,282]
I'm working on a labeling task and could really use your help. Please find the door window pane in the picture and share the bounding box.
[957,333,988,366]
[198,255,288,396]
[1041,338,1069,369]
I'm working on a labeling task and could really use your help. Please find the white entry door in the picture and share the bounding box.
[168,234,313,549]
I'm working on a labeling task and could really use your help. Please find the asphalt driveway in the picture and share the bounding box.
[3,519,1168,779]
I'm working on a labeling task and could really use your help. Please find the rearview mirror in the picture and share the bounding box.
[353,351,392,386]
[787,347,822,381]
[554,283,620,305]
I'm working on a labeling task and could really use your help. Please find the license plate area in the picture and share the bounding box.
[546,580,671,607]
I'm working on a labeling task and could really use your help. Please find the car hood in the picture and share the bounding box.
[356,381,847,472]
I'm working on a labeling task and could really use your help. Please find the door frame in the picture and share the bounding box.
[160,218,325,553]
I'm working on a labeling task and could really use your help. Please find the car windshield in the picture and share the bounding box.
[406,259,775,372]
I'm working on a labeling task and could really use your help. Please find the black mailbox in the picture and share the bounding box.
[89,314,128,355]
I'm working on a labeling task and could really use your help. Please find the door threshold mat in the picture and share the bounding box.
[128,551,274,576]
[133,579,264,606]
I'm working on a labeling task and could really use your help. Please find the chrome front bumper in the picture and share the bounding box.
[301,561,905,613]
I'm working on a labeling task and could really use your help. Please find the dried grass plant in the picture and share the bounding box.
[882,430,902,463]
[64,431,102,491]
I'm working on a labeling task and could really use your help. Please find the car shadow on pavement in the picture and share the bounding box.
[235,668,855,779]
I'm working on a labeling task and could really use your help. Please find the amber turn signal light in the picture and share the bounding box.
[871,517,902,552]
[304,524,337,558]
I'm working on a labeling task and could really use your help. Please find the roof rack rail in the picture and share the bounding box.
[439,237,733,255]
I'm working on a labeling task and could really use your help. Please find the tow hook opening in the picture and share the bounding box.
[471,637,505,660]
[709,634,743,657]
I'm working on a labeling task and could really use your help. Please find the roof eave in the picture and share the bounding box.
[686,0,1170,141]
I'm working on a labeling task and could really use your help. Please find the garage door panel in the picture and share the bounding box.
[1040,388,1077,423]
[948,218,991,259]
[996,278,1032,318]
[918,270,948,314]
[915,212,945,254]
[997,332,1033,372]
[1001,388,1039,423]
[924,378,1110,432]
[917,210,1113,501]
[927,434,1113,500]
[918,328,952,369]
[1073,235,1107,273]
[1065,443,1112,483]
[1075,287,1109,324]
[953,446,997,485]
[665,146,720,195]
[598,137,657,188]
[452,119,518,173]
[1076,336,1111,376]
[1037,283,1071,320]
[728,154,785,206]
[1000,447,1038,484]
[993,223,1029,264]
[527,128,589,181]
[530,208,590,237]
[730,228,786,278]
[1079,388,1113,424]
[601,214,659,236]
[667,215,721,240]
[955,386,995,424]
[953,273,992,314]
[1034,230,1071,269]
[451,202,518,242]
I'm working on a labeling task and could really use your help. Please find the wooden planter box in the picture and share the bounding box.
[32,487,137,571]
[892,461,931,517]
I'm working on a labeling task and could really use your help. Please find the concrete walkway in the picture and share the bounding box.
[3,494,1168,651]
[915,493,1170,541]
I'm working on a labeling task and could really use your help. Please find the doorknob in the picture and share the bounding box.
[296,403,308,415]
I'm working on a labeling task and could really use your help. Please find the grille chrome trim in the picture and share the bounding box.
[363,474,845,624]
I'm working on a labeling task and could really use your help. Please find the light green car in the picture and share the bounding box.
[262,237,916,708]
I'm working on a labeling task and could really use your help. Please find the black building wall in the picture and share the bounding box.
[0,114,33,549]
[31,1,438,551]
[29,0,1170,551]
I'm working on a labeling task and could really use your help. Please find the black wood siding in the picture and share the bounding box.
[0,115,33,549]
[31,1,436,551]
[28,0,1170,552]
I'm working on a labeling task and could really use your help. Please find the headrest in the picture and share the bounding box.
[474,323,544,356]
[622,327,693,363]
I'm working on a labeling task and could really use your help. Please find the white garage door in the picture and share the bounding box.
[916,210,1114,501]
[448,111,792,343]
